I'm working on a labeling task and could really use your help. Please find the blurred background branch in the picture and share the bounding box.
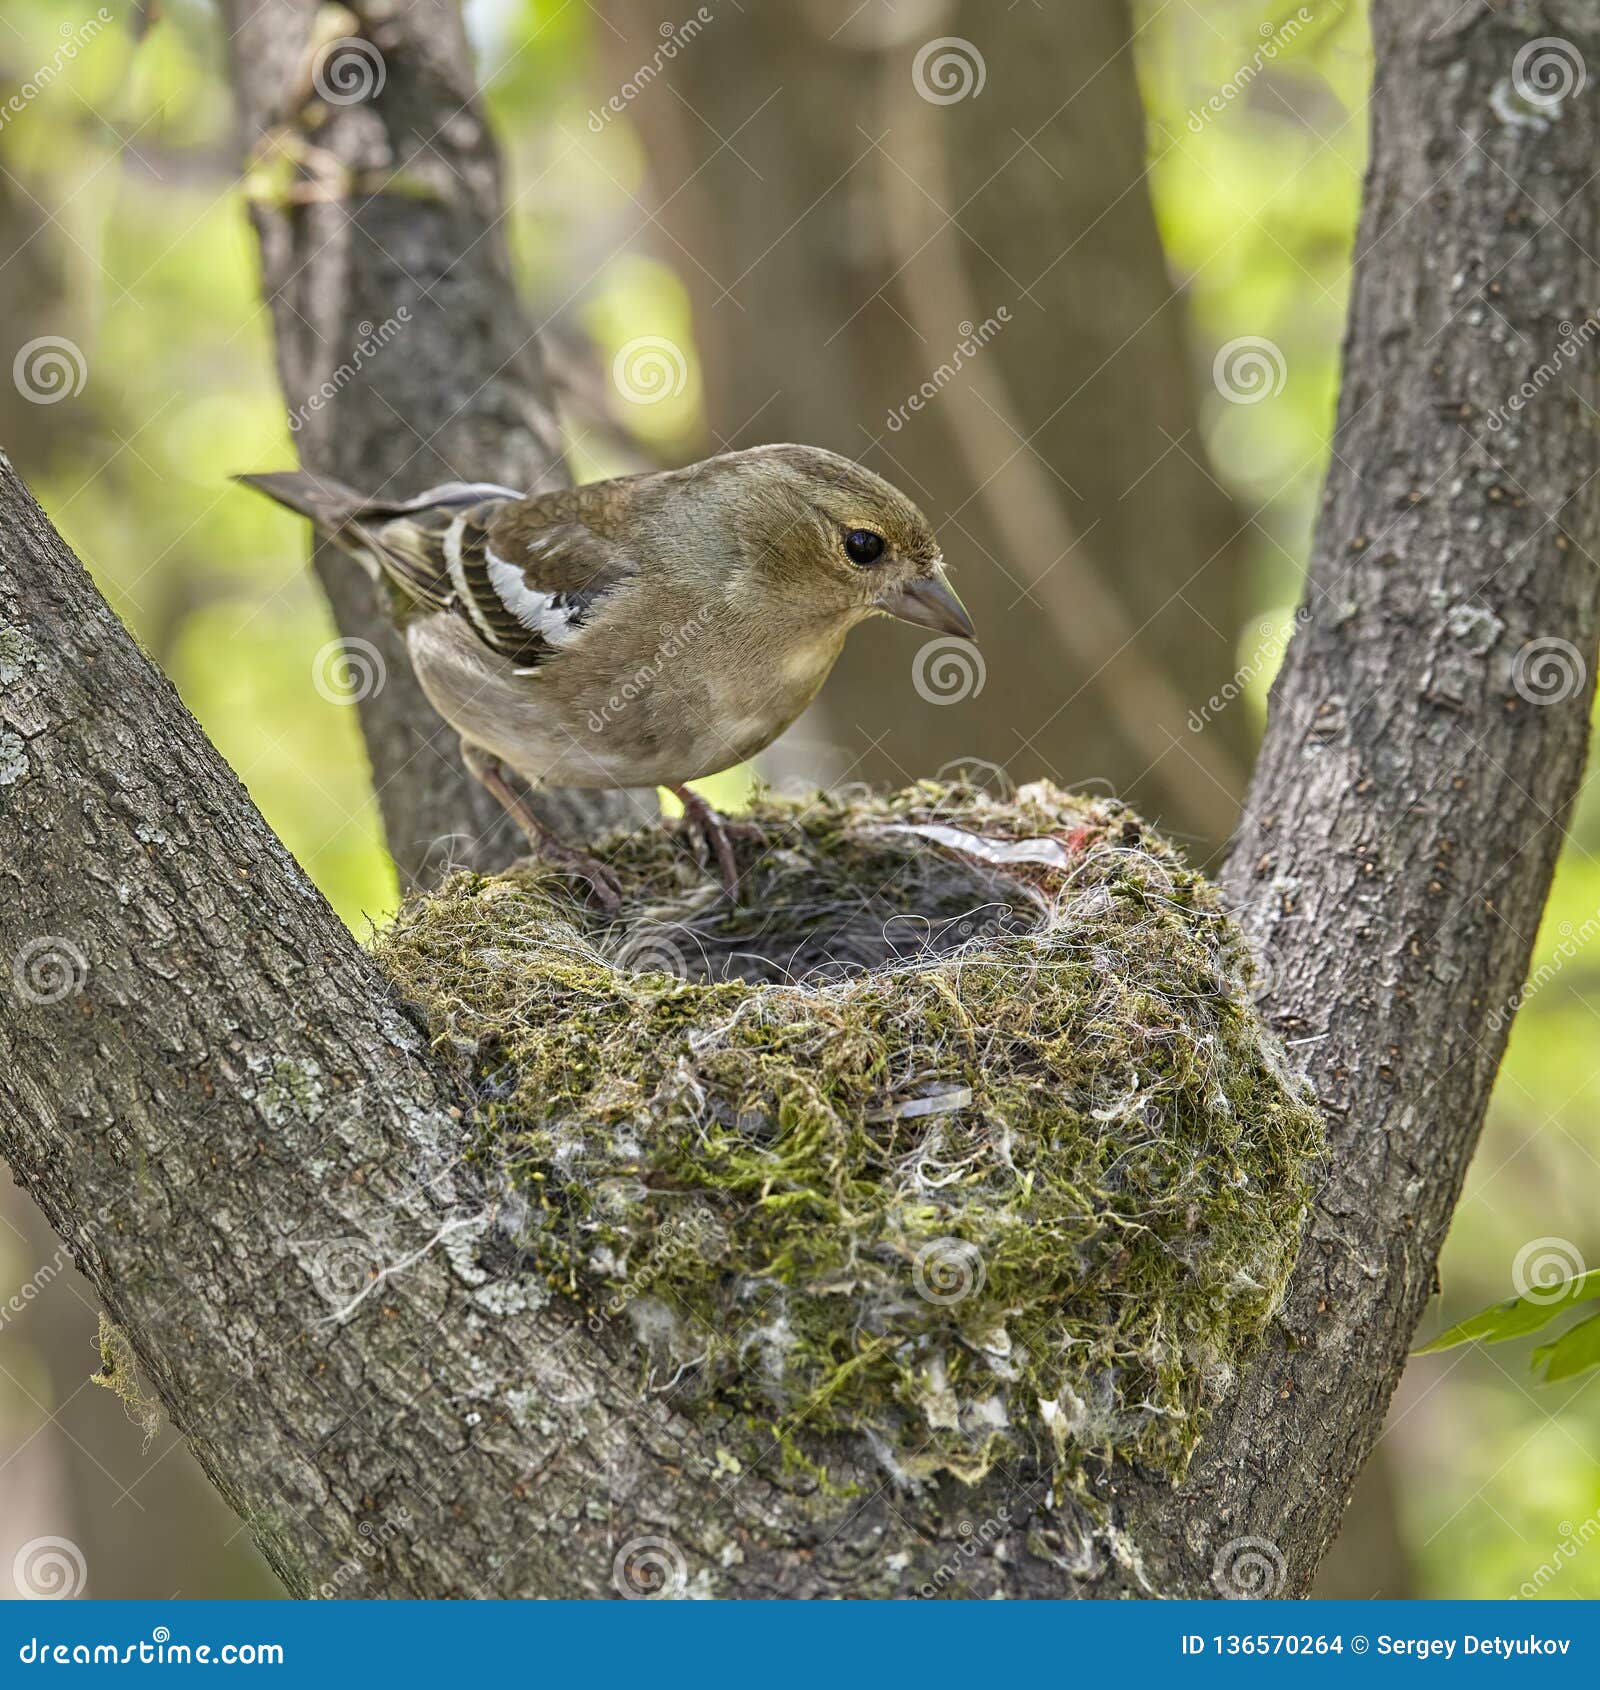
[605,0,1252,852]
[221,0,646,886]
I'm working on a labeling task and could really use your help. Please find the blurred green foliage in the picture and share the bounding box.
[1,0,1596,1599]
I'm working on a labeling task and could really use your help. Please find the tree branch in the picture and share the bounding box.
[0,457,882,1598]
[220,0,647,886]
[1127,0,1600,1595]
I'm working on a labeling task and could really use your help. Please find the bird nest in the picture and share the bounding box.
[375,778,1321,1496]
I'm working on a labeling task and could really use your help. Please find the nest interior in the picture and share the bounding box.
[374,779,1322,1495]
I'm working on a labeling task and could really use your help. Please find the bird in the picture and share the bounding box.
[238,444,976,908]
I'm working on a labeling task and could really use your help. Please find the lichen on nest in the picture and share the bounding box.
[374,778,1321,1495]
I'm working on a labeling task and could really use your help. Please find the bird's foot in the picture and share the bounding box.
[462,743,623,912]
[669,785,759,900]
[530,837,623,914]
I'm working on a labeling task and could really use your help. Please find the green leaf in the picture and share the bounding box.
[1532,1310,1600,1383]
[1413,1267,1600,1354]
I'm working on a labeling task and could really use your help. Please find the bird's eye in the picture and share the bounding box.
[843,528,886,566]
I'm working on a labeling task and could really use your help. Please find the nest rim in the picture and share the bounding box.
[375,777,1322,1498]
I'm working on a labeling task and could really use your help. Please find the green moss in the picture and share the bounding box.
[92,1313,161,1448]
[374,779,1321,1496]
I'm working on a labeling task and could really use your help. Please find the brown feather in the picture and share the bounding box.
[239,444,968,793]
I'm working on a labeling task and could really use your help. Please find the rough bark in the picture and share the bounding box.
[2,0,1597,1598]
[607,0,1251,850]
[1117,0,1600,1595]
[0,1179,279,1599]
[1310,1446,1417,1599]
[220,0,645,886]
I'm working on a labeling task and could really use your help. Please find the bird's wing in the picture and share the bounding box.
[362,482,642,670]
[237,470,644,670]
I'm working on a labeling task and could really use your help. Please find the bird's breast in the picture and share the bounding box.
[408,604,846,789]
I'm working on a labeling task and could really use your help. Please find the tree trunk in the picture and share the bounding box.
[219,0,647,887]
[1,0,1596,1597]
[606,0,1252,850]
[0,1178,278,1598]
[1114,0,1600,1593]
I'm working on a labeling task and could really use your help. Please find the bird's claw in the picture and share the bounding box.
[527,834,625,912]
[536,841,623,913]
[671,787,758,902]
[461,745,624,912]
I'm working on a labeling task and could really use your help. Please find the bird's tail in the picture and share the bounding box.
[233,470,373,534]
[236,468,528,612]
[236,471,523,533]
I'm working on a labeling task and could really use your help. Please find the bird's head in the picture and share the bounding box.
[699,444,976,642]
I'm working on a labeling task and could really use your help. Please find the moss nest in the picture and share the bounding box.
[375,778,1321,1494]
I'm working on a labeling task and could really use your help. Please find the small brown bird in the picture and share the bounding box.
[239,444,975,906]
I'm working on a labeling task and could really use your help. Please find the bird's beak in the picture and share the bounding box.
[877,571,977,641]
